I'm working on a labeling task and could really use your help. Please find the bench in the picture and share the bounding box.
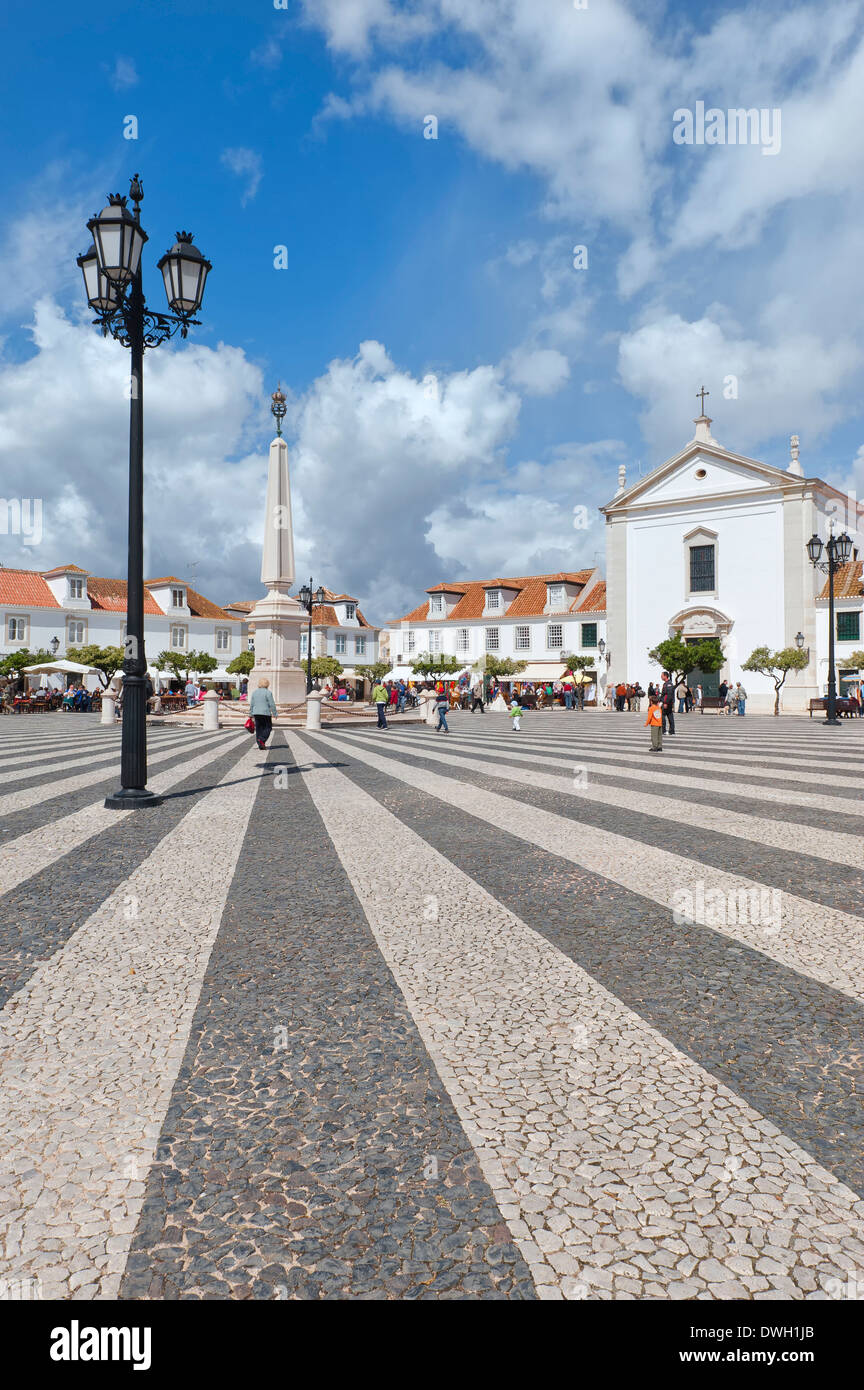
[810,697,856,717]
[699,696,724,714]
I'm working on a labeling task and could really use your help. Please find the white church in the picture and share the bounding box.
[602,405,864,713]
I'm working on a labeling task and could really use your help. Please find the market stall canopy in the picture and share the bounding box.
[383,666,418,681]
[513,664,569,682]
[22,660,100,675]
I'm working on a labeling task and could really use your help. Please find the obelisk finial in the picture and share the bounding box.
[270,382,287,437]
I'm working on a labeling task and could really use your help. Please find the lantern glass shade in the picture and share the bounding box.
[76,243,118,313]
[315,587,326,605]
[50,636,60,654]
[157,232,211,316]
[299,584,312,608]
[88,196,147,286]
[806,533,823,564]
[597,638,606,656]
[835,531,854,565]
[795,632,805,649]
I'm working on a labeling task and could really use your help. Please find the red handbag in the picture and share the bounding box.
[244,716,255,732]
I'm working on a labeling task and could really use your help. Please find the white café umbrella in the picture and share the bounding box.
[22,660,100,675]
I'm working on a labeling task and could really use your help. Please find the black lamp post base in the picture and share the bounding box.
[104,787,163,809]
[823,717,844,726]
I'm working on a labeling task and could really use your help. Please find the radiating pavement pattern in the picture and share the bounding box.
[0,711,862,1300]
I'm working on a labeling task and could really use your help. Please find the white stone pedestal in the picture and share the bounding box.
[420,691,438,727]
[101,692,116,725]
[202,690,220,731]
[306,689,324,730]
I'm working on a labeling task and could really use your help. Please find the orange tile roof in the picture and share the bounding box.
[311,604,376,629]
[87,577,163,616]
[575,580,607,613]
[143,576,182,585]
[0,569,61,608]
[41,564,89,575]
[818,560,862,600]
[224,600,256,614]
[392,571,595,625]
[184,586,241,622]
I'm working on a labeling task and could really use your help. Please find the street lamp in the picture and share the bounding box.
[597,638,606,658]
[806,528,853,726]
[297,578,326,694]
[50,636,60,655]
[77,174,211,808]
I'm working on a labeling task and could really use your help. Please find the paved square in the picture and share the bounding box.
[1,710,863,1300]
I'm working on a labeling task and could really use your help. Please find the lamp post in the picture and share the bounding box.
[50,636,60,656]
[77,175,211,807]
[297,579,326,693]
[806,528,853,726]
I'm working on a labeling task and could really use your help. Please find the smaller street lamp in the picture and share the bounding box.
[597,638,606,657]
[50,636,60,655]
[795,631,805,649]
[806,529,853,725]
[298,578,326,693]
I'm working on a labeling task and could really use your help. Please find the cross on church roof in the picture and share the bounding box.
[696,385,709,414]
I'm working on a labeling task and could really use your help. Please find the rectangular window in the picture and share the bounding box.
[300,633,308,655]
[837,611,861,642]
[171,587,185,608]
[456,628,469,653]
[689,544,715,592]
[485,627,499,651]
[345,603,356,621]
[515,626,530,651]
[430,595,443,614]
[486,590,499,610]
[335,634,347,654]
[69,578,83,599]
[355,636,366,655]
[170,624,186,649]
[428,630,441,653]
[581,622,598,648]
[546,623,563,649]
[68,620,85,644]
[215,628,230,651]
[7,617,26,642]
[548,584,565,610]
[405,630,415,653]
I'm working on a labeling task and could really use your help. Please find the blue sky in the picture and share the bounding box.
[1,0,863,620]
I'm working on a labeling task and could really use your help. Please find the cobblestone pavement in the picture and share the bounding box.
[0,711,862,1300]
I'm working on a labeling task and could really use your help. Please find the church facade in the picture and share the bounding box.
[601,411,863,713]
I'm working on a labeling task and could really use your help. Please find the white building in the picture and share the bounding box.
[298,589,382,691]
[0,564,246,675]
[388,570,607,688]
[602,412,864,712]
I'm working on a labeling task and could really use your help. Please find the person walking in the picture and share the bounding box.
[470,676,485,713]
[645,693,663,752]
[371,679,389,729]
[509,697,522,731]
[185,677,197,709]
[695,683,703,711]
[435,688,450,733]
[660,671,676,735]
[736,682,747,716]
[675,678,687,714]
[248,678,277,750]
[718,678,730,715]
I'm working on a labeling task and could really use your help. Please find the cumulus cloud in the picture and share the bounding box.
[0,300,266,604]
[505,346,570,397]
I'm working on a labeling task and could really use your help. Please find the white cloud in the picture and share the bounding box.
[107,57,138,92]
[220,147,263,206]
[301,0,433,57]
[0,300,266,604]
[505,346,570,397]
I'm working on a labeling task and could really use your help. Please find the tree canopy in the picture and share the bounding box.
[226,650,254,676]
[355,661,390,682]
[0,648,56,678]
[66,644,125,687]
[410,651,464,677]
[648,636,724,683]
[311,656,344,679]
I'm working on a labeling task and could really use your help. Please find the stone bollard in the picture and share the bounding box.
[306,689,325,730]
[101,691,116,725]
[202,689,220,731]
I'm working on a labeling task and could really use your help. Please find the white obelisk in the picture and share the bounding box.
[247,388,306,707]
